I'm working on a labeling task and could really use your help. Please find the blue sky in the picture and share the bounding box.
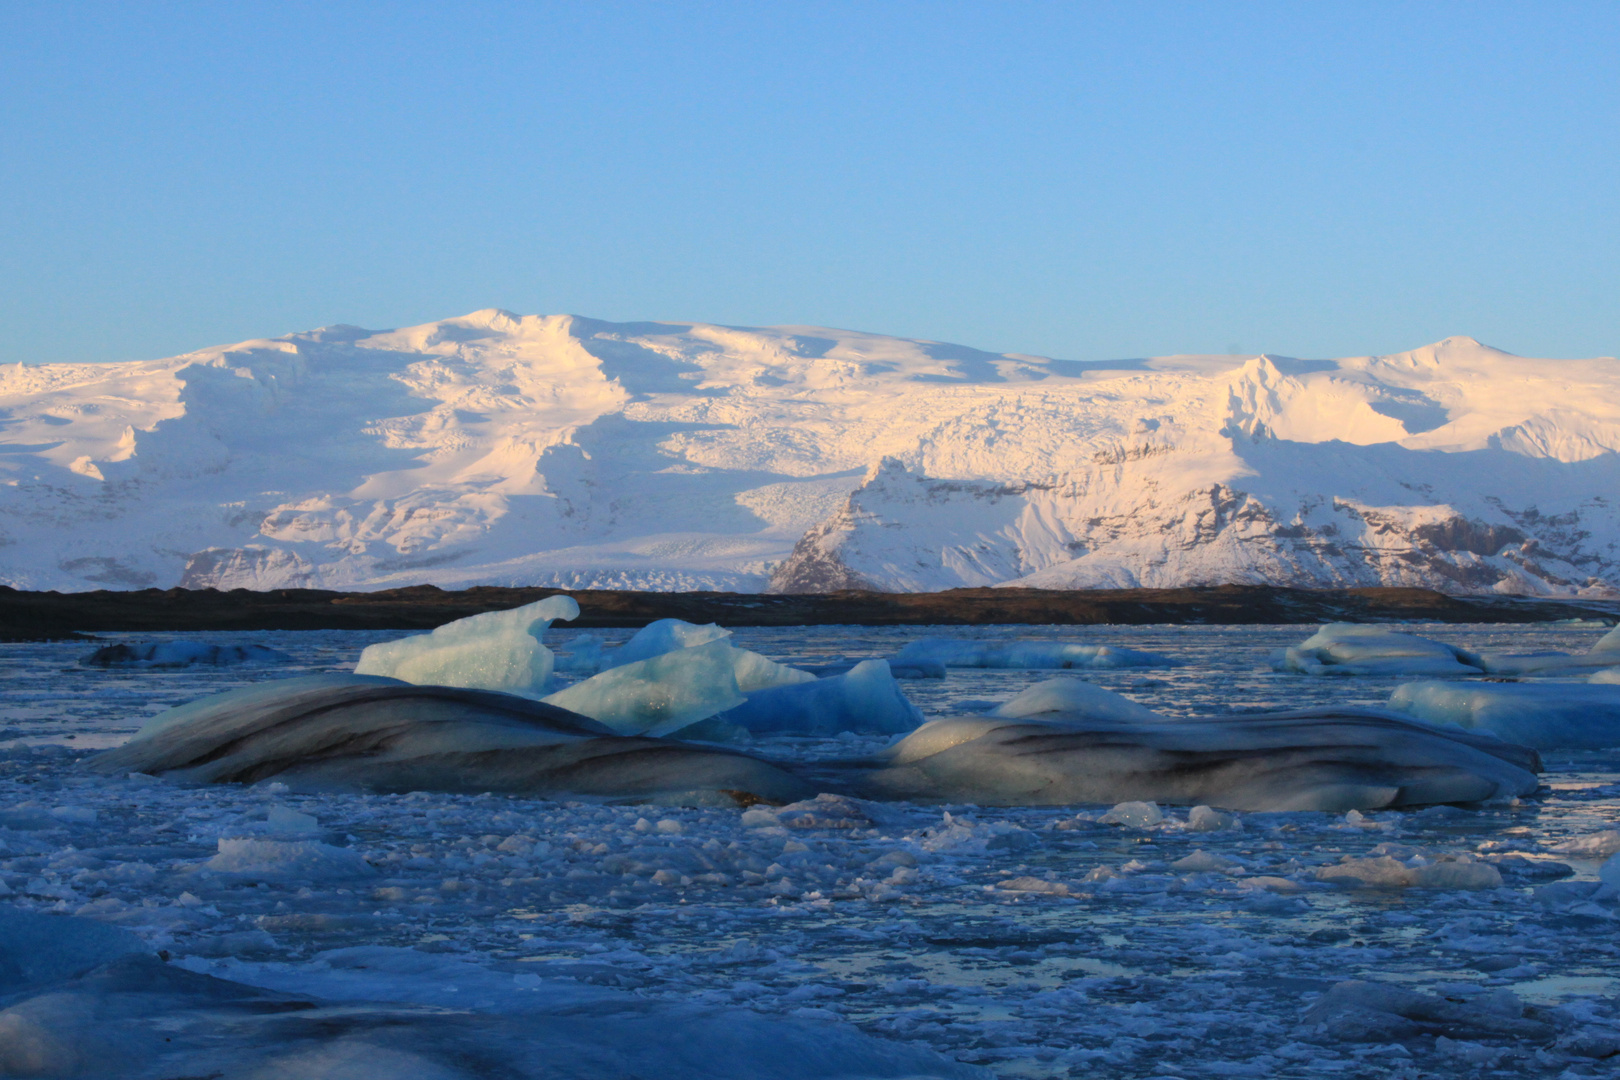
[1,1,1614,364]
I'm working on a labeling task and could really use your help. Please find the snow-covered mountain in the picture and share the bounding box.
[2,310,1617,595]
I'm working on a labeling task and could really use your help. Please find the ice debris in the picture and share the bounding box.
[1302,981,1551,1043]
[81,641,292,668]
[892,638,1179,670]
[82,673,810,804]
[1389,679,1620,749]
[354,594,579,696]
[1315,853,1503,890]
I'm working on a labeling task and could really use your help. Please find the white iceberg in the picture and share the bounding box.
[84,673,809,804]
[353,595,579,696]
[892,638,1178,670]
[1388,679,1620,749]
[857,697,1540,811]
[696,659,924,738]
[1276,624,1484,676]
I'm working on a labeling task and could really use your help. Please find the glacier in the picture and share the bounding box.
[3,310,1620,595]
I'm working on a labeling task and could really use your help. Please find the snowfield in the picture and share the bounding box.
[2,621,1619,1078]
[4,310,1620,594]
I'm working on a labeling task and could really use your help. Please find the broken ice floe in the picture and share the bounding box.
[1389,679,1620,749]
[81,641,292,669]
[1281,622,1620,679]
[82,673,809,805]
[856,679,1540,811]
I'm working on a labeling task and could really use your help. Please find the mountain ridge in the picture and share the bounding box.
[2,311,1617,596]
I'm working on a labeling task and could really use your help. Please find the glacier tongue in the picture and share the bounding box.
[2,314,1619,595]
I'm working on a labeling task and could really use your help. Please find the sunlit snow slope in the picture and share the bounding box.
[2,310,1617,595]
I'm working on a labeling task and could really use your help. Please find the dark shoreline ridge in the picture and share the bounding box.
[4,583,1619,640]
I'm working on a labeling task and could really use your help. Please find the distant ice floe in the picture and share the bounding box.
[893,638,1179,671]
[1276,624,1484,676]
[80,641,292,669]
[1389,679,1620,749]
[82,673,809,805]
[1469,623,1620,676]
[1280,622,1620,678]
[856,678,1540,812]
[0,907,985,1080]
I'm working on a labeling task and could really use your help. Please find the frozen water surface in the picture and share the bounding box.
[3,623,1619,1078]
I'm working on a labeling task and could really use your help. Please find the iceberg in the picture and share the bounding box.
[83,673,810,804]
[353,595,579,696]
[1388,679,1620,749]
[81,641,292,668]
[613,617,733,666]
[695,659,924,739]
[856,696,1540,811]
[1276,624,1485,676]
[893,638,1178,670]
[570,618,816,692]
[542,639,750,737]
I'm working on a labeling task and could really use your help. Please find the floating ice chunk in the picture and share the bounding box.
[1388,680,1620,749]
[728,648,817,694]
[894,638,1178,670]
[1277,624,1483,676]
[1100,801,1163,827]
[84,673,809,804]
[1548,830,1620,860]
[992,678,1161,722]
[997,876,1071,895]
[543,640,747,737]
[1316,855,1502,890]
[202,837,375,880]
[1185,805,1237,832]
[859,706,1539,811]
[1171,850,1240,873]
[354,595,579,696]
[697,660,922,738]
[1303,981,1550,1042]
[81,642,293,668]
[614,618,733,666]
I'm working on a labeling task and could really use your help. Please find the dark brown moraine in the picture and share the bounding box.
[3,583,1617,640]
